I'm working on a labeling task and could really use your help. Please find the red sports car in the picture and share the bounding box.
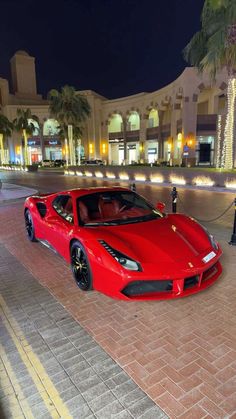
[24,187,222,300]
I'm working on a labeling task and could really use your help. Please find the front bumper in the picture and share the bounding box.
[119,259,222,300]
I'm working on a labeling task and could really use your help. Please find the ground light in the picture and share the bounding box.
[192,176,215,187]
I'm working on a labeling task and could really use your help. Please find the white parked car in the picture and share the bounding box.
[40,160,53,167]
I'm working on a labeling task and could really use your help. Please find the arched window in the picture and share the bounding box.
[148,109,159,128]
[127,112,140,131]
[108,114,123,133]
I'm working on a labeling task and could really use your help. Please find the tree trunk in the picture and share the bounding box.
[23,129,29,165]
[222,76,236,169]
[0,133,4,164]
[68,125,76,165]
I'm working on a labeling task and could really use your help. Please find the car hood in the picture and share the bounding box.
[89,215,211,264]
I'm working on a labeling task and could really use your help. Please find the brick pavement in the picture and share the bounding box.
[1,202,236,418]
[0,240,166,419]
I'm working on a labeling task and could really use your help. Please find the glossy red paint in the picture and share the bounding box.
[24,187,222,300]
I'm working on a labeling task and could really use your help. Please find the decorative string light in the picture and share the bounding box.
[222,77,236,170]
[216,115,222,168]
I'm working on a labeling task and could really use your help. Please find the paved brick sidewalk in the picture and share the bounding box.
[1,202,236,418]
[0,242,166,419]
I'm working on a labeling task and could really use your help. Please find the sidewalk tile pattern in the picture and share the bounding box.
[0,242,166,419]
[1,203,236,418]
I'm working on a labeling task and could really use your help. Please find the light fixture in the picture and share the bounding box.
[119,172,129,180]
[150,174,164,183]
[106,172,116,179]
[225,179,236,189]
[134,174,146,181]
[102,143,106,153]
[95,171,103,178]
[192,176,214,187]
[170,174,186,185]
[89,143,93,154]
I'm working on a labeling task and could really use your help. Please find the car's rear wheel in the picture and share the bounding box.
[71,241,93,291]
[24,209,37,242]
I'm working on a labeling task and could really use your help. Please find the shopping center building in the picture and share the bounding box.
[0,50,231,166]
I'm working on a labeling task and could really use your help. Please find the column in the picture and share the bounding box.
[139,115,146,162]
[39,122,44,160]
[101,121,109,163]
[182,97,197,163]
[123,118,127,163]
[158,110,164,159]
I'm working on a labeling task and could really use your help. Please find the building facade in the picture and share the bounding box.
[0,50,232,166]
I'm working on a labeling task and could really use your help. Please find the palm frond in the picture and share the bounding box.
[183,31,208,67]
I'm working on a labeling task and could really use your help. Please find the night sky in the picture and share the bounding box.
[0,0,204,99]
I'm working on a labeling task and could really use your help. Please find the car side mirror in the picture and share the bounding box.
[156,202,165,213]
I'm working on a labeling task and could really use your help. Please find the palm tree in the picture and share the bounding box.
[58,123,83,165]
[183,0,236,169]
[48,85,90,165]
[13,109,39,165]
[0,113,13,164]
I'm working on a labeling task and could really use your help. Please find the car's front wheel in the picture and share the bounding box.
[71,241,93,291]
[24,209,37,242]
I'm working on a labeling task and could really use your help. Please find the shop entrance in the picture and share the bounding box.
[199,143,211,163]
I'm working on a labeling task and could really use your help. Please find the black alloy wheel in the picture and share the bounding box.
[71,241,93,291]
[24,209,37,242]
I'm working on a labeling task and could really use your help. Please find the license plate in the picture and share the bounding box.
[202,251,216,264]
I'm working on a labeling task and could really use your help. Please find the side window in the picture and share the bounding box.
[52,195,74,224]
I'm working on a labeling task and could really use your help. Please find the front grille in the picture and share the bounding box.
[202,263,218,282]
[122,280,173,297]
[184,275,199,290]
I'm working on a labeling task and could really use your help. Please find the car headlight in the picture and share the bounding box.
[201,226,218,251]
[209,234,218,251]
[99,240,142,271]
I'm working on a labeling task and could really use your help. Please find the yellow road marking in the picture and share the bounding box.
[0,295,72,418]
[0,343,34,418]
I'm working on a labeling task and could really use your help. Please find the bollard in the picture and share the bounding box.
[171,186,178,213]
[229,198,236,245]
[130,183,136,192]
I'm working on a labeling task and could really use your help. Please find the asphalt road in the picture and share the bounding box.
[1,169,235,238]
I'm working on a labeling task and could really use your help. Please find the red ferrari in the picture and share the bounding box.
[24,187,222,300]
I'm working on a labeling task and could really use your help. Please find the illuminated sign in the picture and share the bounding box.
[44,138,61,146]
[27,138,41,146]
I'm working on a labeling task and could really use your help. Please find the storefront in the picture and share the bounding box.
[146,140,159,163]
[108,139,124,165]
[196,136,215,165]
[27,137,42,163]
[43,137,63,160]
[127,142,139,164]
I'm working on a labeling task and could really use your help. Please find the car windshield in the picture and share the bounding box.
[77,191,164,226]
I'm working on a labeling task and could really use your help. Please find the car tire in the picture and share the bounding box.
[70,241,93,291]
[24,209,37,242]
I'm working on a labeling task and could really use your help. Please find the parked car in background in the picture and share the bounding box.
[53,159,66,167]
[83,159,104,166]
[40,160,53,167]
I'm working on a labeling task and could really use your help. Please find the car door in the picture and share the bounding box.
[44,195,75,260]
